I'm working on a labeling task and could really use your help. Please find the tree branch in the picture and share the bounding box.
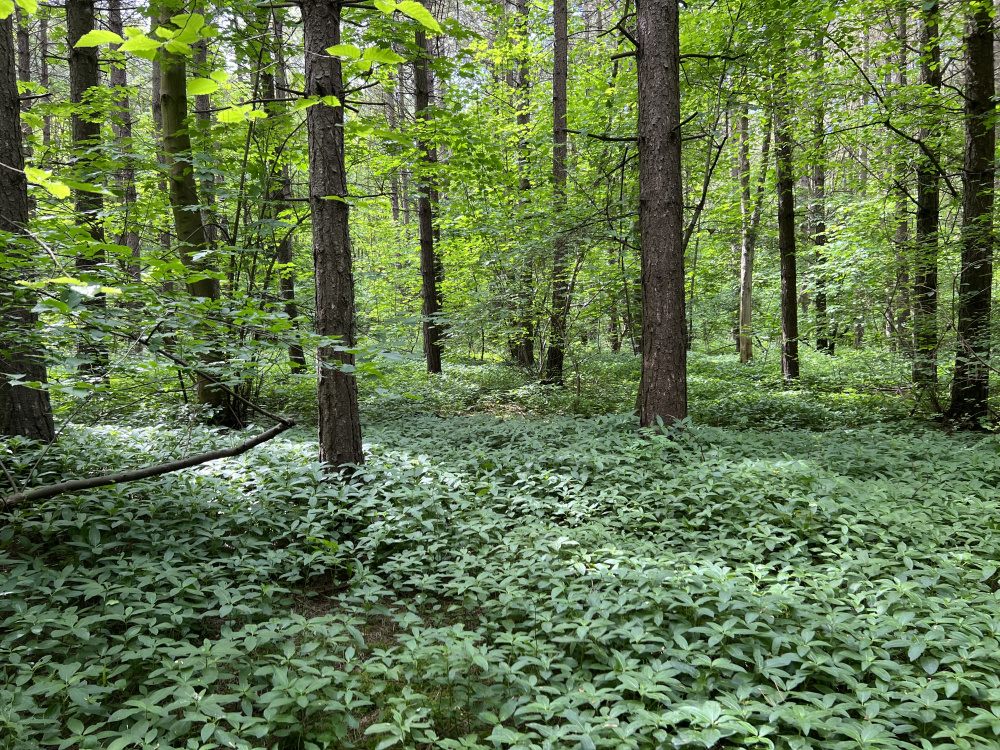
[1,421,296,509]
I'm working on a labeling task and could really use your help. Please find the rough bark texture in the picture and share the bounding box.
[108,0,141,283]
[40,14,50,146]
[14,4,31,161]
[812,39,832,355]
[414,30,444,374]
[775,68,799,380]
[302,0,364,468]
[544,0,569,382]
[893,6,910,349]
[948,4,994,426]
[637,0,686,426]
[0,16,56,443]
[913,3,940,390]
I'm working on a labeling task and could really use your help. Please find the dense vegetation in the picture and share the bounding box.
[5,0,1000,747]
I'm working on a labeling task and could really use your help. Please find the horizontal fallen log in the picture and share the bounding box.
[1,420,296,510]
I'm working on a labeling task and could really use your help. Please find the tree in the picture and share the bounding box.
[68,0,108,371]
[811,36,832,355]
[736,107,770,363]
[301,0,364,468]
[912,0,940,397]
[108,0,140,284]
[414,29,444,374]
[544,0,569,383]
[0,13,55,442]
[637,0,686,426]
[947,1,994,426]
[510,0,535,368]
[775,63,798,380]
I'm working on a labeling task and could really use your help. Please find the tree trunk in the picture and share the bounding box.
[414,29,444,374]
[737,108,770,363]
[40,12,50,146]
[108,0,140,284]
[637,0,686,426]
[893,5,910,352]
[912,1,940,391]
[272,9,307,374]
[775,66,799,380]
[68,0,108,372]
[0,15,55,443]
[302,0,364,468]
[158,9,236,423]
[544,0,569,382]
[511,0,535,368]
[812,38,832,355]
[948,3,995,426]
[14,4,31,161]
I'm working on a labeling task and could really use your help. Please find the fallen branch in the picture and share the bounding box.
[1,420,295,510]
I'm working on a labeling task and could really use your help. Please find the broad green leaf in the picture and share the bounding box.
[362,47,406,64]
[209,70,230,84]
[326,43,361,59]
[0,0,16,18]
[321,95,341,107]
[374,0,396,13]
[396,0,442,33]
[165,39,192,55]
[217,105,252,124]
[119,34,162,59]
[187,78,218,96]
[73,29,123,47]
[14,0,36,13]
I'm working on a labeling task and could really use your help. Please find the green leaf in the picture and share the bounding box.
[15,0,36,14]
[119,34,162,59]
[489,726,519,744]
[374,0,395,12]
[395,0,442,32]
[326,43,361,59]
[187,77,218,96]
[362,47,407,64]
[73,29,124,47]
[209,70,230,83]
[0,0,16,18]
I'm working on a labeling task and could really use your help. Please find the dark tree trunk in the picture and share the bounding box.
[108,0,140,284]
[913,2,940,391]
[0,16,55,443]
[302,0,363,468]
[511,0,535,368]
[637,0,686,425]
[68,0,108,371]
[40,13,50,146]
[14,4,31,161]
[192,38,217,250]
[544,0,569,382]
[775,67,799,380]
[893,6,910,351]
[948,4,995,426]
[414,29,444,374]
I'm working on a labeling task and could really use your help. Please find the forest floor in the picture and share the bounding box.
[4,350,1000,750]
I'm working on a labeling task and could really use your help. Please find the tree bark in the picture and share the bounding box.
[414,29,444,374]
[775,66,799,380]
[637,0,686,426]
[893,5,910,352]
[812,37,832,355]
[13,4,31,161]
[737,108,770,363]
[108,0,141,284]
[0,15,55,443]
[68,0,108,372]
[947,3,994,426]
[40,12,50,146]
[302,0,364,468]
[511,0,535,368]
[158,9,235,422]
[544,0,569,382]
[913,1,940,391]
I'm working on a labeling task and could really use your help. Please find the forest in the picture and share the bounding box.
[4,0,1000,746]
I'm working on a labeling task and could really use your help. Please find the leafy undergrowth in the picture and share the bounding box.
[7,354,1000,749]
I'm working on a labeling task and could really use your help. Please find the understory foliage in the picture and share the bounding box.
[4,354,1000,750]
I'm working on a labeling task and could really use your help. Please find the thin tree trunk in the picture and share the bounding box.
[913,1,940,392]
[737,108,771,363]
[414,29,444,374]
[637,0,686,425]
[302,0,363,468]
[545,0,569,382]
[893,5,910,351]
[776,65,799,380]
[0,15,55,442]
[40,12,50,147]
[193,39,218,251]
[271,9,306,374]
[14,4,31,161]
[108,0,140,284]
[948,4,995,426]
[68,0,108,372]
[812,37,832,356]
[511,0,534,368]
